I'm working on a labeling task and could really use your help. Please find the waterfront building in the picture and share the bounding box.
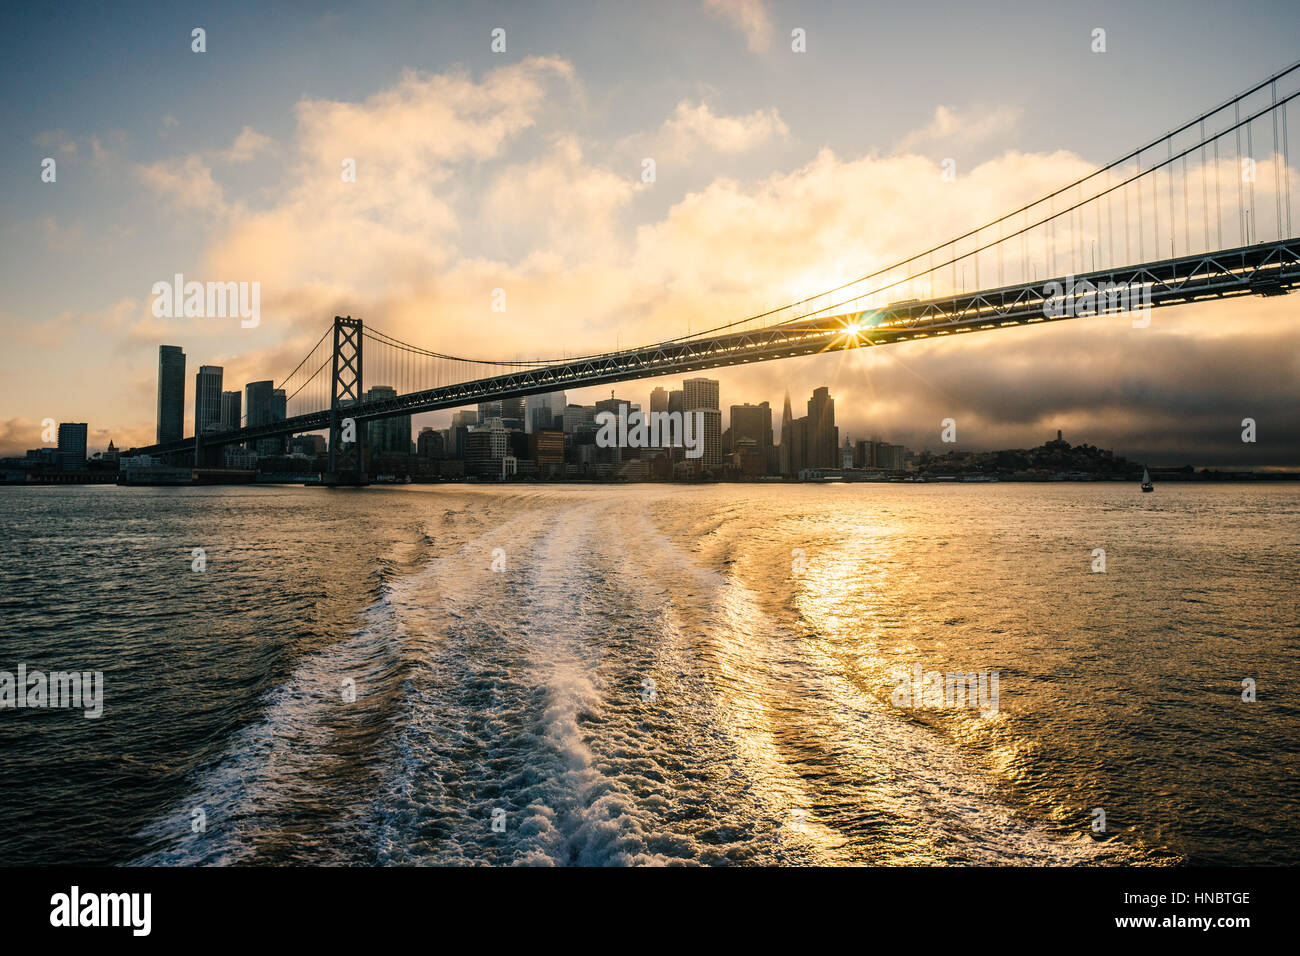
[195,365,223,435]
[57,422,87,471]
[219,390,242,431]
[682,378,721,470]
[156,345,186,444]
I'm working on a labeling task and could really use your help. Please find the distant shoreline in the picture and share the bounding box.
[6,474,1300,488]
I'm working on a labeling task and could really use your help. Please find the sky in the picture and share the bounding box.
[2,0,1299,466]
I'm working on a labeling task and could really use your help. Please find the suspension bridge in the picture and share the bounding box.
[128,62,1300,483]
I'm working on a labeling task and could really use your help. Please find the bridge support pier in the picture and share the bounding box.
[193,434,224,469]
[325,315,369,486]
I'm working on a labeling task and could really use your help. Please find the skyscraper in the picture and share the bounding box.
[416,427,444,459]
[682,378,722,470]
[650,387,669,415]
[156,345,186,444]
[57,422,87,472]
[262,388,287,457]
[727,402,772,475]
[466,420,509,477]
[806,387,839,469]
[526,391,566,433]
[195,365,223,435]
[498,396,525,428]
[729,402,772,449]
[245,381,273,427]
[563,403,595,433]
[365,386,410,455]
[220,390,242,431]
[779,392,794,475]
[245,380,280,457]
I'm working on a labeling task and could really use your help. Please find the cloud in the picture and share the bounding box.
[484,136,636,261]
[135,154,226,214]
[2,297,139,349]
[805,295,1300,468]
[657,100,788,160]
[703,0,774,52]
[39,216,84,253]
[219,126,272,163]
[0,417,44,457]
[203,56,576,304]
[34,130,77,159]
[896,104,1023,154]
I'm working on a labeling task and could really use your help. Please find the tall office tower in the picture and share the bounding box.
[877,443,906,472]
[195,365,224,435]
[668,389,684,415]
[806,386,839,469]
[730,402,773,450]
[257,388,288,457]
[449,425,470,459]
[465,420,510,477]
[528,429,565,472]
[593,396,640,462]
[156,345,186,444]
[418,426,444,460]
[245,380,274,427]
[499,397,525,428]
[779,393,794,474]
[681,378,719,415]
[220,390,242,431]
[682,378,722,469]
[563,403,594,433]
[526,391,566,433]
[57,422,87,472]
[647,387,671,449]
[477,400,502,423]
[364,386,410,455]
[787,418,809,474]
[546,391,566,430]
[417,427,445,459]
[245,380,275,456]
[451,410,478,429]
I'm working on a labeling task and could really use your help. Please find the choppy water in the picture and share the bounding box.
[0,482,1296,866]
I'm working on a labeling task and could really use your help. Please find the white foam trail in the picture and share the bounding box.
[136,504,545,866]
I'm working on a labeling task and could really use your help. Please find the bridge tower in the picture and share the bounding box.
[326,315,369,486]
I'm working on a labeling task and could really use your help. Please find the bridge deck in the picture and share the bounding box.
[129,238,1300,457]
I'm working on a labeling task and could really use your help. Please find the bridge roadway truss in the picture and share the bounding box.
[132,236,1300,460]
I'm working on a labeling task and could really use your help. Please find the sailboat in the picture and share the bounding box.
[1141,466,1154,493]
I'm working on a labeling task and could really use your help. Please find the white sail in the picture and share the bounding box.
[1142,467,1150,483]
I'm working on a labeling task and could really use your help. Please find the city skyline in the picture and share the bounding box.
[19,339,1296,476]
